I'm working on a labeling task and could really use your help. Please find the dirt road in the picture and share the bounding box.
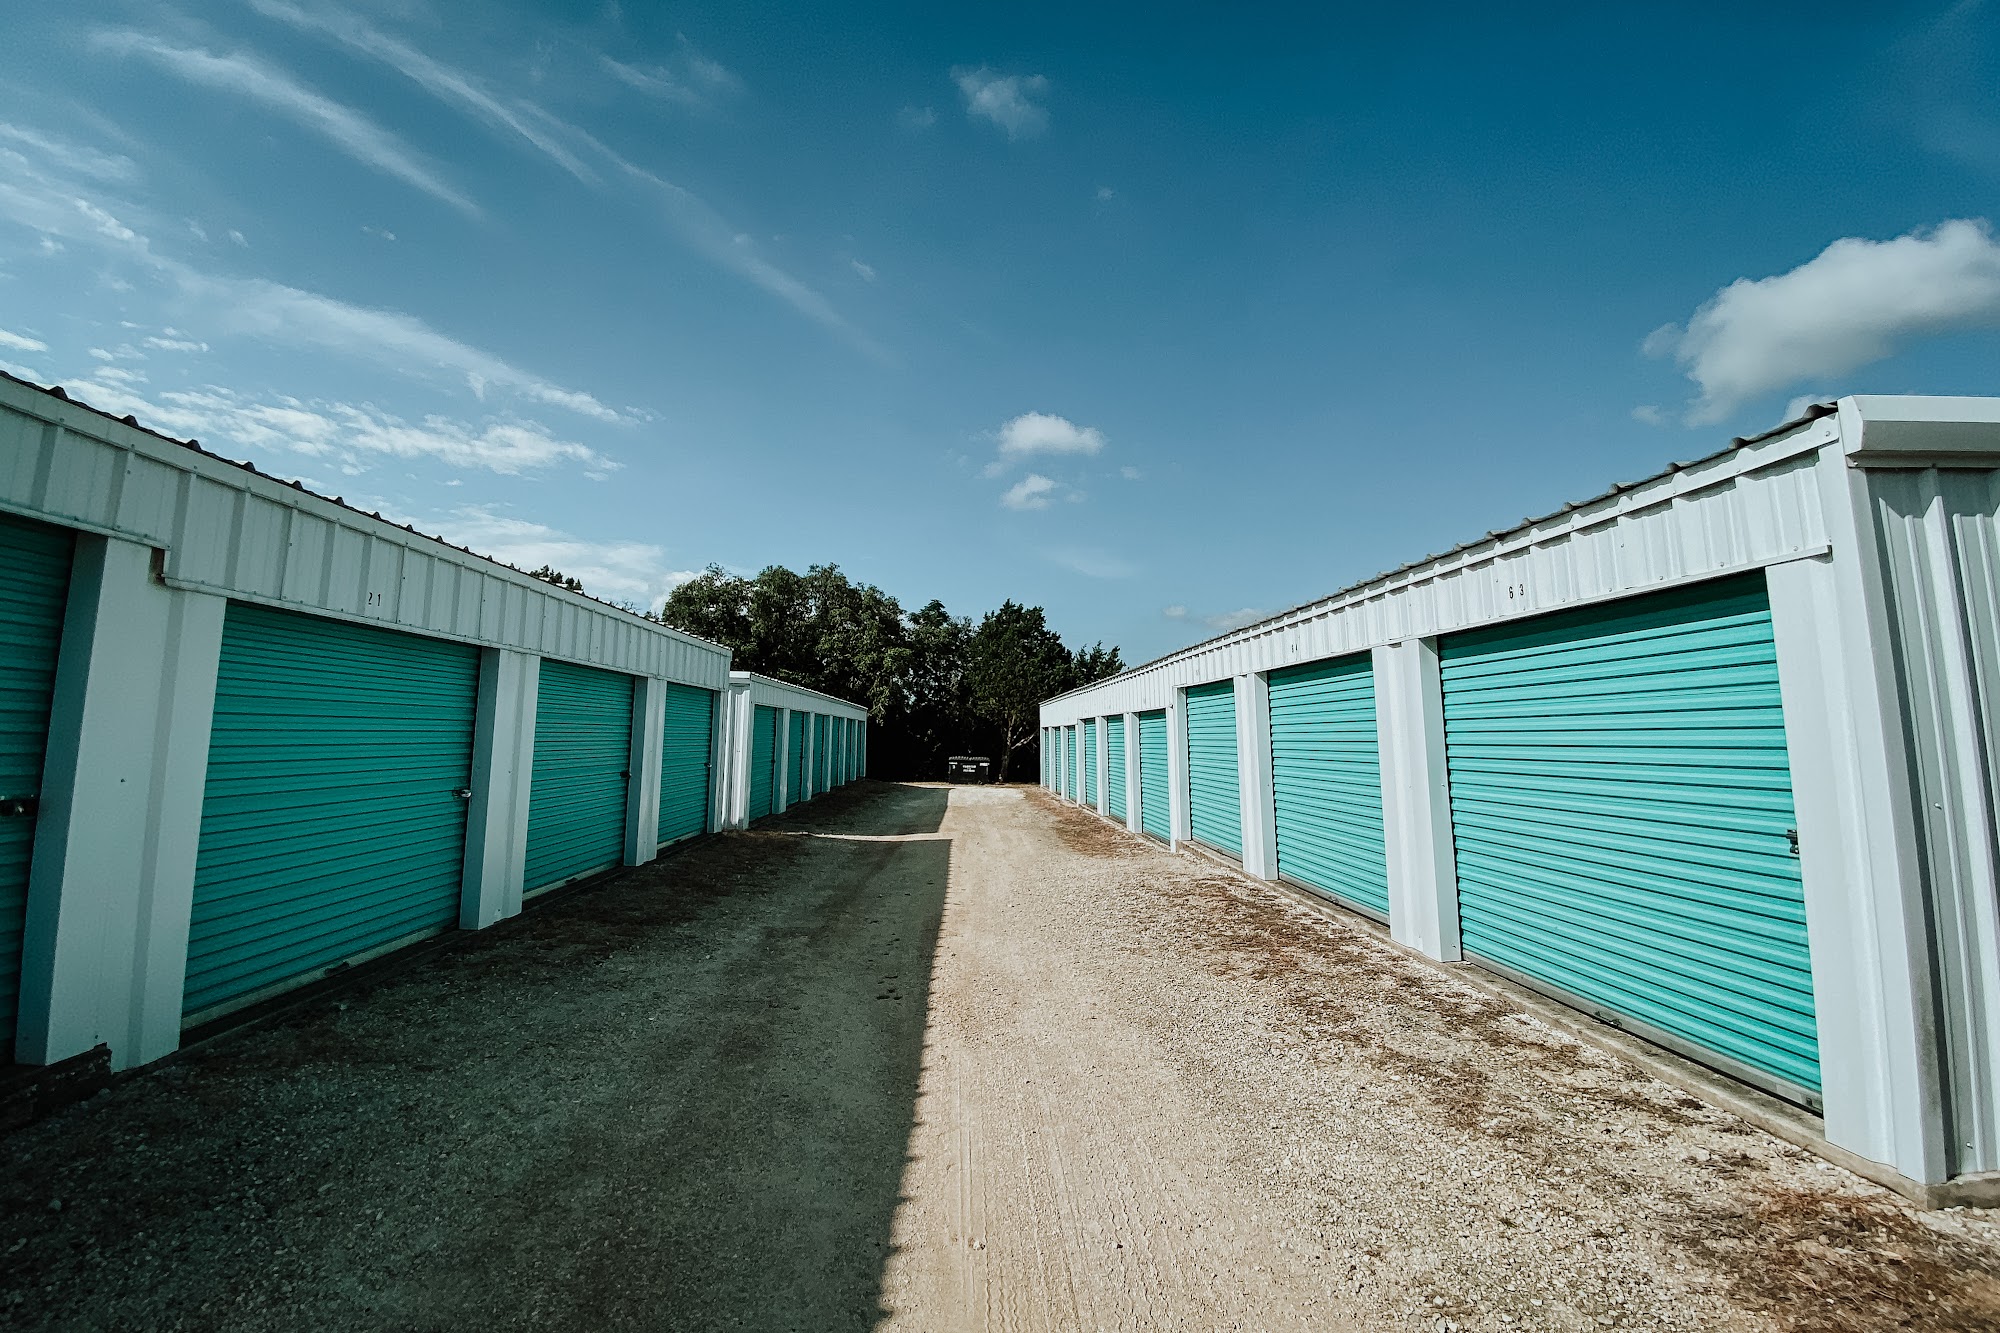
[2,782,1997,1331]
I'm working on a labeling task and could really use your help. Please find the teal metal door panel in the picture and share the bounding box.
[787,709,807,804]
[525,660,634,895]
[659,683,714,846]
[1082,719,1097,805]
[815,714,831,793]
[1106,715,1127,820]
[1270,655,1389,918]
[1065,727,1077,799]
[1138,710,1169,841]
[0,514,74,1047]
[186,604,479,1018]
[1044,728,1053,787]
[1440,573,1819,1102]
[749,705,778,819]
[837,717,851,785]
[1185,681,1242,858]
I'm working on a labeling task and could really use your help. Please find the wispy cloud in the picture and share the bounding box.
[144,332,208,353]
[0,157,627,423]
[897,105,937,131]
[1630,404,1666,426]
[953,67,1050,140]
[1001,473,1058,510]
[426,505,696,610]
[997,411,1105,460]
[58,378,615,478]
[93,29,479,217]
[251,2,871,355]
[0,122,139,184]
[1119,464,1141,480]
[600,38,740,109]
[1049,547,1136,579]
[1162,604,1266,632]
[850,258,876,282]
[0,327,48,354]
[1645,218,2000,423]
[1162,604,1188,620]
[247,0,597,183]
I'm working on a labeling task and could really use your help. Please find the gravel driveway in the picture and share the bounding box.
[2,781,1997,1331]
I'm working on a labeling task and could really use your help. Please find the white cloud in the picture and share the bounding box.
[1095,185,1115,202]
[0,327,48,354]
[58,379,615,478]
[997,411,1105,459]
[952,67,1050,140]
[1630,404,1666,426]
[144,335,208,352]
[1162,605,1188,620]
[600,40,741,109]
[0,358,47,383]
[1001,473,1058,510]
[0,123,139,184]
[1205,608,1266,631]
[897,105,937,130]
[1119,465,1141,480]
[426,505,696,610]
[361,225,396,242]
[850,258,876,282]
[228,229,247,247]
[248,0,597,182]
[94,29,480,218]
[1647,218,2000,423]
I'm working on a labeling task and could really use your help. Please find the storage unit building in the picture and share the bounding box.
[1038,396,2000,1207]
[0,371,730,1074]
[716,674,868,828]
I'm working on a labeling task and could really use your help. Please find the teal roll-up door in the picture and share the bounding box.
[837,717,850,786]
[1065,727,1077,799]
[1106,715,1127,820]
[1270,655,1389,919]
[1138,710,1169,842]
[748,704,779,819]
[525,660,634,895]
[185,605,478,1018]
[1082,719,1097,806]
[815,714,831,793]
[1185,681,1242,858]
[0,514,74,1048]
[1439,573,1819,1104]
[659,683,713,846]
[788,710,808,804]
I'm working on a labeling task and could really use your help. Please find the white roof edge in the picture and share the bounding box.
[1038,397,1889,708]
[1842,394,2000,465]
[730,671,869,715]
[0,371,730,660]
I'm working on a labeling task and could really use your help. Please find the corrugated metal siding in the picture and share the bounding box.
[1185,681,1242,858]
[525,660,634,893]
[1440,573,1819,1102]
[1269,655,1389,917]
[1866,467,2000,1172]
[659,683,713,845]
[748,705,778,819]
[0,381,730,690]
[788,709,808,803]
[1139,710,1170,842]
[1082,719,1097,805]
[816,714,831,793]
[184,604,478,1017]
[0,514,73,1046]
[1106,715,1127,820]
[1066,727,1077,800]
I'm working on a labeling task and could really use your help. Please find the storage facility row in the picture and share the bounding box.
[0,373,866,1077]
[1041,396,2000,1207]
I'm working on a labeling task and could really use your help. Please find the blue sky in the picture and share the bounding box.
[3,2,1998,662]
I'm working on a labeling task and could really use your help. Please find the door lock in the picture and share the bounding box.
[453,787,473,800]
[0,796,37,818]
[1786,828,1799,857]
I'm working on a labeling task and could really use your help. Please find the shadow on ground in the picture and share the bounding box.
[0,782,951,1332]
[760,778,949,837]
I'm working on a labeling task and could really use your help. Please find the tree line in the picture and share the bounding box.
[530,562,1124,780]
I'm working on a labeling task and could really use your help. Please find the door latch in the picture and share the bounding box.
[0,796,36,818]
[453,787,473,800]
[1786,828,1800,857]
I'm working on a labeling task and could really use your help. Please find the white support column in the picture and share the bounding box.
[1767,447,1951,1184]
[625,676,665,866]
[705,687,728,831]
[461,649,538,930]
[1167,690,1191,847]
[1236,674,1278,880]
[1375,639,1462,962]
[16,535,225,1071]
[720,681,753,829]
[774,708,792,811]
[1124,713,1142,834]
[1091,720,1105,814]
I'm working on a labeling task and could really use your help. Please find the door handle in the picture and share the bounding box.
[453,788,473,800]
[0,796,36,818]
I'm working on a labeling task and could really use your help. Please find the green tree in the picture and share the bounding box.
[967,601,1075,781]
